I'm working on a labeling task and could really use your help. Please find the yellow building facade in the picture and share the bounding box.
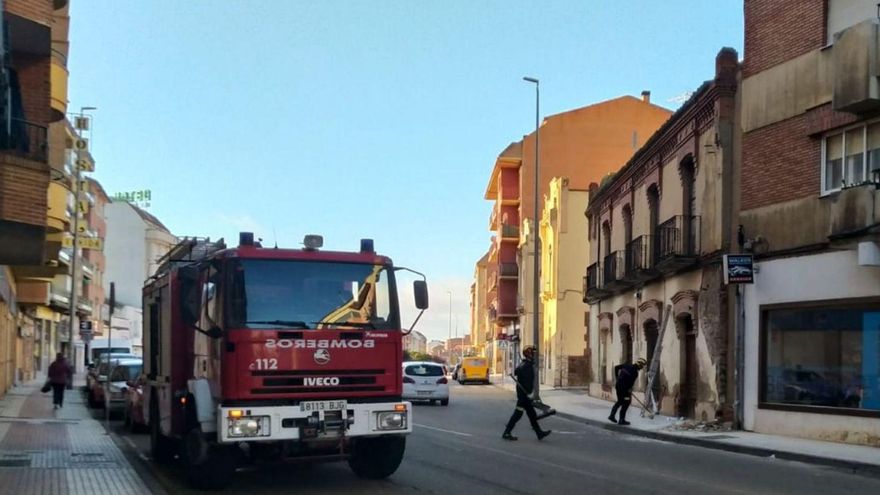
[539,178,590,387]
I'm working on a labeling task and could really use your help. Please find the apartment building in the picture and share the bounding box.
[481,94,672,380]
[739,0,880,445]
[0,0,70,395]
[539,177,590,387]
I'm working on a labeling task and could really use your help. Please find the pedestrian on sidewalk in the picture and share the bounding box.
[48,353,73,409]
[502,346,551,441]
[608,357,646,426]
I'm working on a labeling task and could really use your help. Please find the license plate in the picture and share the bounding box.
[299,400,347,412]
[417,390,433,395]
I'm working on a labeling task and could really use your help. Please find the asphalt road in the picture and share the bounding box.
[92,383,880,495]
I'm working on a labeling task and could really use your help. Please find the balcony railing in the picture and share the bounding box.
[499,262,518,278]
[603,251,629,290]
[624,235,659,282]
[500,224,520,239]
[656,215,701,272]
[584,262,609,303]
[1,118,48,162]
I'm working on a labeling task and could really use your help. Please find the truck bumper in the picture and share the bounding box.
[217,401,412,443]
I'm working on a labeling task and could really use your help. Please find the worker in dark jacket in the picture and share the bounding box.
[502,346,551,441]
[48,353,73,409]
[608,357,647,425]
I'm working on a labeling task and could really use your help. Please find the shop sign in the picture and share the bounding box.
[723,254,754,284]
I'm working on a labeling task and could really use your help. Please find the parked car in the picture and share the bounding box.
[86,352,137,391]
[86,354,137,408]
[458,357,490,384]
[123,373,148,432]
[103,358,143,417]
[402,361,449,406]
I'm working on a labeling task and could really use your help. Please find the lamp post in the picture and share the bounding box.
[67,105,96,385]
[446,290,453,364]
[522,76,540,397]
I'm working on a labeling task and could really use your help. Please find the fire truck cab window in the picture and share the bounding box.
[228,259,396,329]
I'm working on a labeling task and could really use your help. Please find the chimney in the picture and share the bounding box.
[641,90,651,104]
[715,47,739,83]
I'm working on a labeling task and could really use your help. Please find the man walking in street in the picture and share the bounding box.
[608,357,647,426]
[502,346,551,441]
[48,353,73,409]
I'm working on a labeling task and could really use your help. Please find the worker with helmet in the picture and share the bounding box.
[502,346,552,441]
[608,357,647,425]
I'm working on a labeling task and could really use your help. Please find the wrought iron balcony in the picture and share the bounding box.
[603,251,630,290]
[1,118,48,162]
[584,262,608,303]
[500,224,520,240]
[656,215,701,273]
[499,262,518,278]
[624,235,659,282]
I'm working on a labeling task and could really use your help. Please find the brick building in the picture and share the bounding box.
[584,48,739,420]
[0,0,70,397]
[480,95,672,384]
[740,0,880,445]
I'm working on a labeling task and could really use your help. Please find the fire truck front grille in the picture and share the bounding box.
[250,369,388,395]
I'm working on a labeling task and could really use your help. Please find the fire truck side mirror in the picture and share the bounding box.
[413,280,429,310]
[179,266,201,325]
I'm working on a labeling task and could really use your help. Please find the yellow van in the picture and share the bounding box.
[457,357,490,384]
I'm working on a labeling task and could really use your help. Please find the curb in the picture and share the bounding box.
[554,411,880,479]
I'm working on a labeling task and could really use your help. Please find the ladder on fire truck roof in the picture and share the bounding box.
[153,237,226,276]
[641,304,672,419]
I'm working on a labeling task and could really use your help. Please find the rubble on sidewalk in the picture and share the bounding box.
[663,417,733,433]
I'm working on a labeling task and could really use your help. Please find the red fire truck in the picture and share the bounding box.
[142,233,428,489]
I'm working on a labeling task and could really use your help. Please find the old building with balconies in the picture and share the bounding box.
[584,48,739,421]
[739,0,880,446]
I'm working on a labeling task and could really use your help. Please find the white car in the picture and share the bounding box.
[402,361,449,406]
[103,358,143,416]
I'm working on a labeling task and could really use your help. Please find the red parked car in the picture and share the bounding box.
[123,373,148,432]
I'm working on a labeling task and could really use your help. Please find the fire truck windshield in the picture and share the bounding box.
[227,259,396,330]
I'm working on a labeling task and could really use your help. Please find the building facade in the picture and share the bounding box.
[585,48,739,420]
[0,0,72,395]
[480,95,673,378]
[539,177,590,387]
[103,202,176,307]
[740,0,880,445]
[403,330,427,355]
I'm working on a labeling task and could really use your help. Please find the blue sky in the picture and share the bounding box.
[68,1,743,343]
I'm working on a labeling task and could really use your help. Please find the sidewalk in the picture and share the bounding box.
[0,376,154,494]
[489,375,880,476]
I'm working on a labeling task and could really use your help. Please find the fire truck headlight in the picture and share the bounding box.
[377,411,407,431]
[228,416,271,437]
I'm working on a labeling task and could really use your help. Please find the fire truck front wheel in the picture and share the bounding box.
[348,435,406,479]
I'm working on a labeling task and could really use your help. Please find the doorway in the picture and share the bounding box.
[620,325,633,365]
[678,315,698,418]
[644,319,661,400]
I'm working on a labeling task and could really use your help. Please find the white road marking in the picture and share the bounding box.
[415,423,473,437]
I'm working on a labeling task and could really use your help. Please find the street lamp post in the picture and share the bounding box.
[67,105,96,385]
[522,76,540,397]
[446,290,453,364]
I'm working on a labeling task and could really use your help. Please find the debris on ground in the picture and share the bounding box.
[664,418,733,432]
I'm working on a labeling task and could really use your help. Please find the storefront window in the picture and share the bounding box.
[763,305,880,412]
